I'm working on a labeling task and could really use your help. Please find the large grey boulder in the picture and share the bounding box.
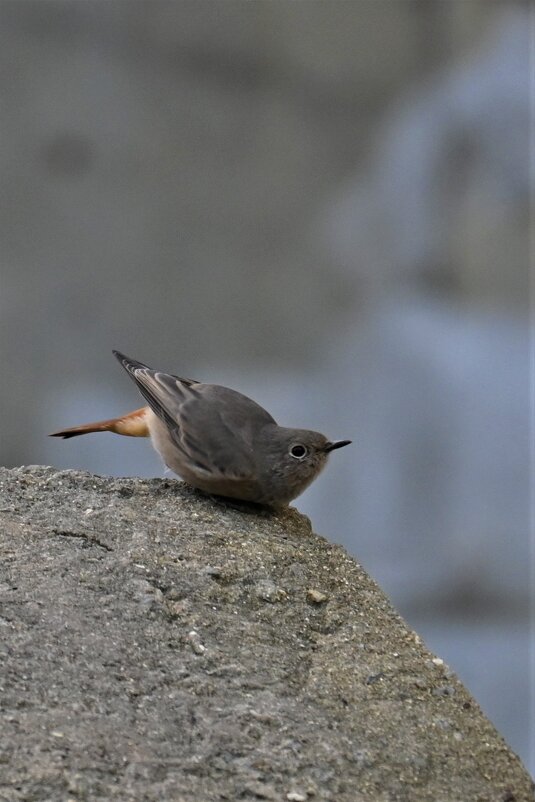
[0,466,532,801]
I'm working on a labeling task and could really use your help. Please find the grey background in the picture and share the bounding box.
[0,0,532,774]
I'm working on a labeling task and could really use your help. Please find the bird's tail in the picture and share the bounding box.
[49,406,150,439]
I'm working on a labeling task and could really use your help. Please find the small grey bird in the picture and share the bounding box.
[51,351,351,507]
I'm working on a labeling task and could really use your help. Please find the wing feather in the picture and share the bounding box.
[113,351,273,481]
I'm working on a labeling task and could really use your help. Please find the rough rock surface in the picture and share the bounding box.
[0,466,532,802]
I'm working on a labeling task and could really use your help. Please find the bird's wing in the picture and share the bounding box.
[113,351,272,480]
[113,350,199,434]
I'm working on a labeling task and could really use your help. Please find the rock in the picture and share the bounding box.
[306,588,328,604]
[0,466,532,802]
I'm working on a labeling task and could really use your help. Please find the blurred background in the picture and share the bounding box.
[0,0,532,775]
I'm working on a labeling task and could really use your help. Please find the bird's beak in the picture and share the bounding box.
[324,439,352,452]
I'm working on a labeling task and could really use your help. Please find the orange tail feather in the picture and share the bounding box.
[50,406,150,439]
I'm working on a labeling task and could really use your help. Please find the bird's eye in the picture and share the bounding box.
[290,444,308,460]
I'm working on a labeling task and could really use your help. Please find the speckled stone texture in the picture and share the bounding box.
[0,466,532,802]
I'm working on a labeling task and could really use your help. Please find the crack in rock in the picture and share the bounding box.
[51,528,113,552]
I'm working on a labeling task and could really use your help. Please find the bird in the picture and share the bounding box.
[50,351,351,507]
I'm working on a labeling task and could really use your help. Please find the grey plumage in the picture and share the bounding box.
[114,351,351,507]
